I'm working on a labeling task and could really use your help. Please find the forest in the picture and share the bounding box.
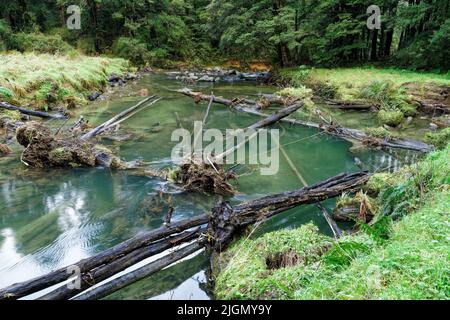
[0,0,449,303]
[1,0,449,70]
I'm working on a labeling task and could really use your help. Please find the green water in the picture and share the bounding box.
[0,74,418,299]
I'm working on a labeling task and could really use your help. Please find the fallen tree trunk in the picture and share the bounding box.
[0,102,66,119]
[81,95,159,140]
[208,172,369,251]
[0,172,369,300]
[40,228,204,300]
[0,214,209,300]
[174,102,304,195]
[176,88,432,153]
[246,102,304,130]
[212,102,304,162]
[73,241,205,300]
[321,99,375,110]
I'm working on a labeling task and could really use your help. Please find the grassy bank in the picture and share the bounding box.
[277,67,450,140]
[214,146,450,300]
[0,52,130,112]
[280,67,450,101]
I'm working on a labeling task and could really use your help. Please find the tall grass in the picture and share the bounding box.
[214,146,450,300]
[0,52,130,110]
[281,67,450,100]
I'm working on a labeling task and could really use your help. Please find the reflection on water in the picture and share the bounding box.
[0,74,419,299]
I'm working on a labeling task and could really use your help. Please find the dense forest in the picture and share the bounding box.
[0,0,449,303]
[0,0,449,70]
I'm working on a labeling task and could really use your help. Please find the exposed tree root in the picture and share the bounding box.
[171,160,237,196]
[16,121,124,168]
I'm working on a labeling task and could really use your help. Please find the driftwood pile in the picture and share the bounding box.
[166,98,304,196]
[176,88,432,153]
[0,171,369,300]
[12,96,161,169]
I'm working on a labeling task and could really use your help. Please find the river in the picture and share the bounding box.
[0,73,418,299]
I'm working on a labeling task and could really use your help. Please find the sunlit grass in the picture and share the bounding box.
[0,52,130,109]
[215,146,450,300]
[282,67,450,100]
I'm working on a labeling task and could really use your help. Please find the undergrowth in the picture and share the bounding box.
[0,52,130,110]
[214,146,450,300]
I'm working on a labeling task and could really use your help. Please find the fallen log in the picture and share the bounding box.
[0,102,66,119]
[273,135,342,238]
[212,102,304,162]
[81,95,159,140]
[176,88,432,153]
[73,241,205,300]
[321,99,375,110]
[0,214,209,300]
[0,172,369,299]
[174,102,304,195]
[208,171,369,251]
[39,228,204,300]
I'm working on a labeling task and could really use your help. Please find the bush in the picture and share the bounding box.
[13,33,75,54]
[377,110,404,126]
[309,80,340,99]
[425,128,450,149]
[0,87,14,100]
[112,37,153,66]
[365,126,397,139]
[357,80,409,109]
[399,102,418,116]
[0,19,13,50]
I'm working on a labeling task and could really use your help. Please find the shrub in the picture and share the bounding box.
[425,128,450,149]
[112,37,152,66]
[365,126,397,139]
[399,102,418,116]
[0,19,13,50]
[0,87,14,100]
[377,110,404,126]
[13,33,75,54]
[309,80,340,99]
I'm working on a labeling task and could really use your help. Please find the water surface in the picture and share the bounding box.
[0,74,418,299]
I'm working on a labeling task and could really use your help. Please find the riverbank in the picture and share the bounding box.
[277,66,450,145]
[0,52,131,113]
[214,146,449,299]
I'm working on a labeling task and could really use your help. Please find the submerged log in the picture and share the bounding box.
[321,99,375,110]
[40,228,204,300]
[0,101,66,119]
[81,95,160,140]
[207,172,369,251]
[0,172,369,299]
[0,214,209,300]
[176,88,432,153]
[73,241,205,300]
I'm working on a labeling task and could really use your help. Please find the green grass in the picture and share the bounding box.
[214,146,450,300]
[281,67,450,101]
[0,52,130,110]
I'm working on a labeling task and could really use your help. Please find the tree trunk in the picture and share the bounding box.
[370,29,378,61]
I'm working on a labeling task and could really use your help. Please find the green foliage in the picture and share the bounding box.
[425,128,450,149]
[365,126,397,139]
[112,37,153,66]
[215,147,450,300]
[377,110,404,127]
[0,86,13,100]
[323,241,370,269]
[365,172,398,194]
[13,33,75,54]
